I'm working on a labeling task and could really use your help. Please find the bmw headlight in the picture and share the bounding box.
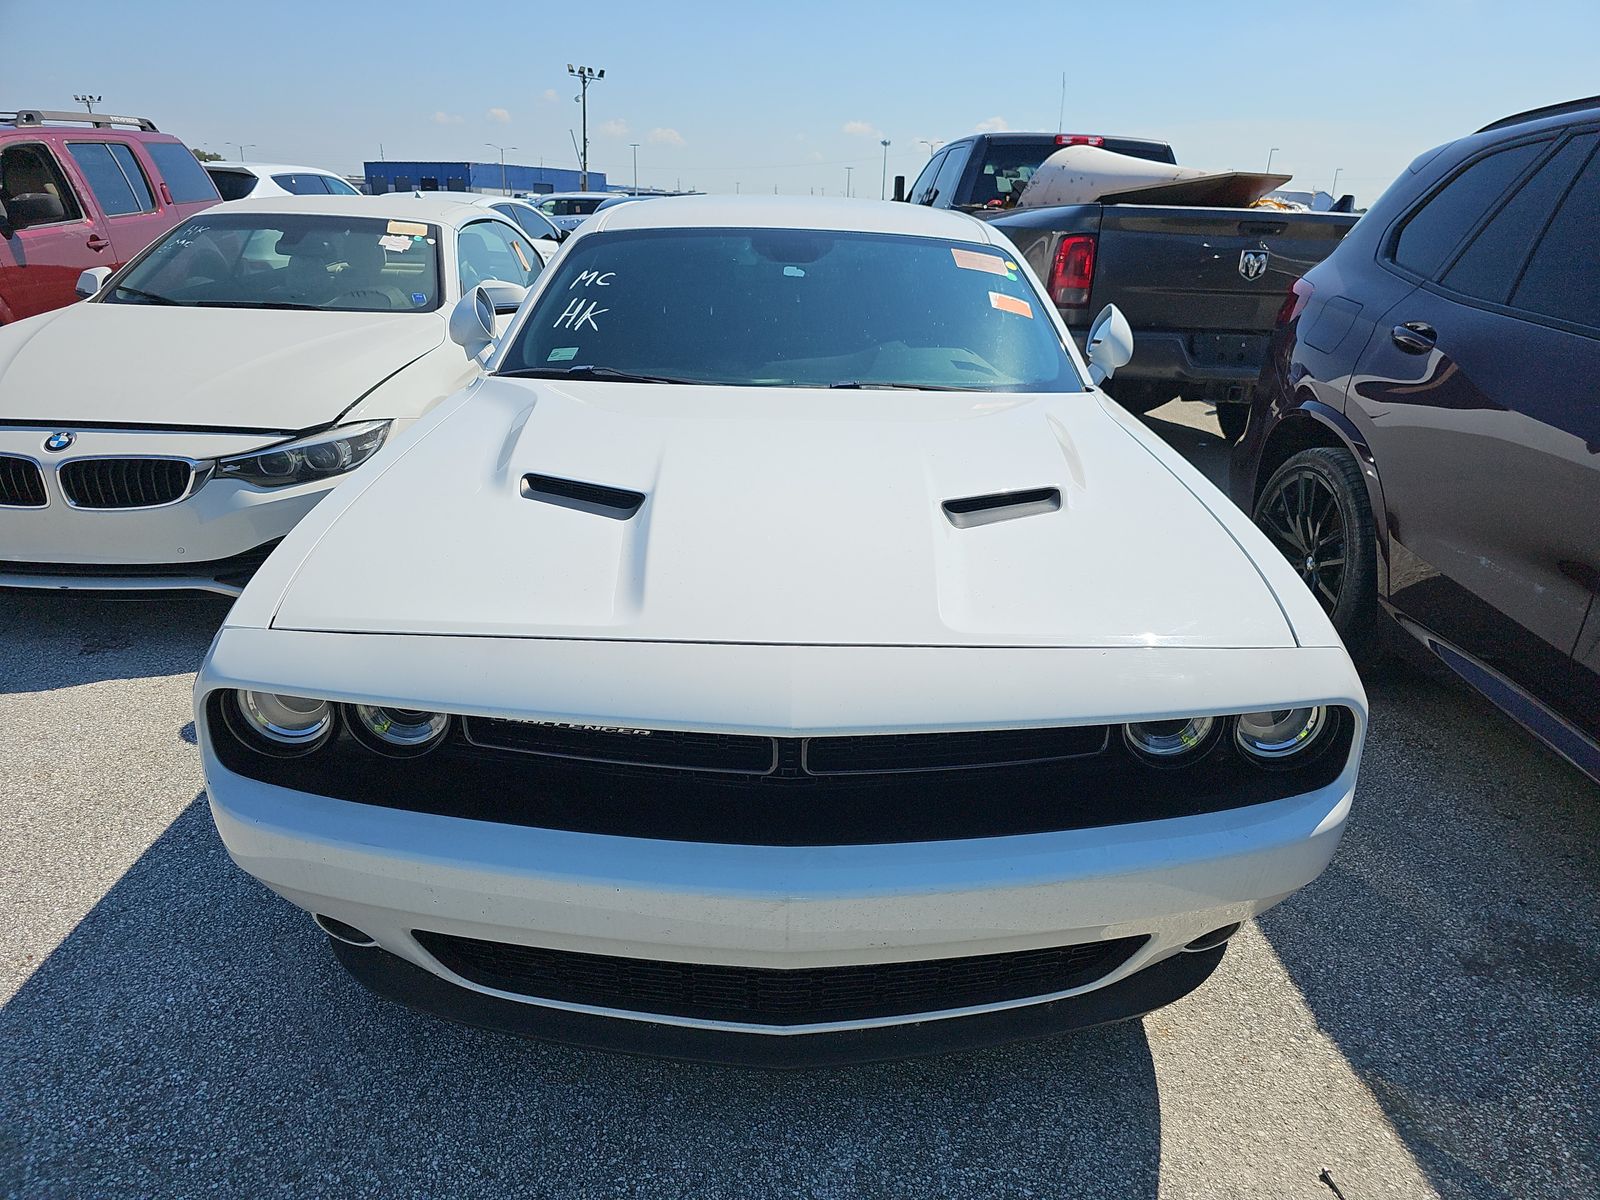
[227,690,335,756]
[1235,706,1332,764]
[218,420,390,488]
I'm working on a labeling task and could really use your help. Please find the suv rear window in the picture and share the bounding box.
[208,169,257,201]
[1392,140,1545,277]
[144,142,220,203]
[271,172,331,194]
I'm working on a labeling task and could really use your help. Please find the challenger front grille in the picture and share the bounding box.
[413,931,1149,1024]
[59,458,194,508]
[0,455,46,507]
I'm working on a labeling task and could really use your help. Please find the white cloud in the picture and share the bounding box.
[487,107,511,124]
[975,116,1010,133]
[648,127,685,147]
[600,118,629,137]
[842,120,881,138]
[432,111,464,125]
[540,88,558,103]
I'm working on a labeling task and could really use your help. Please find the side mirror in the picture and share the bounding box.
[892,175,906,203]
[3,192,67,229]
[76,266,112,299]
[478,279,529,314]
[448,286,497,361]
[1085,303,1134,385]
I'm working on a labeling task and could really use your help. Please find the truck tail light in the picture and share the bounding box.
[1049,234,1097,310]
[1055,134,1105,147]
[1277,276,1313,328]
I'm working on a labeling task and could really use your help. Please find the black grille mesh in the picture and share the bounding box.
[60,458,192,508]
[0,455,46,507]
[414,931,1148,1024]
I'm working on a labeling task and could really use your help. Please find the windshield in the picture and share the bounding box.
[498,228,1083,392]
[102,213,443,312]
[538,197,605,217]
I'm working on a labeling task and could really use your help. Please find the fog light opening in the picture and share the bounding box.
[1184,923,1241,953]
[314,914,378,948]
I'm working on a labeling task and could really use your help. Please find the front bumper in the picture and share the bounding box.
[0,427,334,595]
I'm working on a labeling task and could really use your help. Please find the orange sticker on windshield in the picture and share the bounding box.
[386,220,428,237]
[989,291,1033,318]
[951,247,1009,276]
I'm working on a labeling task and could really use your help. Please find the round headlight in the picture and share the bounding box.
[1123,715,1219,766]
[1235,706,1330,763]
[231,690,334,756]
[348,704,450,758]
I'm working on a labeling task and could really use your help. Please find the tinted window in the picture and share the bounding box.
[207,169,258,201]
[324,176,359,195]
[494,203,561,242]
[0,143,83,225]
[271,172,331,195]
[457,220,542,289]
[1392,140,1546,276]
[930,147,970,207]
[499,229,1083,392]
[1511,142,1600,330]
[68,142,149,215]
[104,213,442,312]
[907,152,946,205]
[108,144,155,211]
[144,142,221,203]
[1441,134,1597,303]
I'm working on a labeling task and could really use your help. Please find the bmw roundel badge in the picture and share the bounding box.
[44,432,76,452]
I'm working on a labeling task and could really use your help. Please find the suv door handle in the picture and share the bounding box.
[1391,321,1436,354]
[86,234,111,252]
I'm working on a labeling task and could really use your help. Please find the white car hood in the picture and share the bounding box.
[0,304,444,431]
[269,380,1295,648]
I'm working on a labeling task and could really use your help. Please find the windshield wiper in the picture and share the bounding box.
[112,284,181,306]
[189,300,325,311]
[499,365,699,385]
[828,380,984,392]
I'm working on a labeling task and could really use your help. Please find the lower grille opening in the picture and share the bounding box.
[414,932,1148,1025]
[0,539,281,585]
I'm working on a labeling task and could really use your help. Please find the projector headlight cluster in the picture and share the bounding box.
[224,691,451,759]
[217,420,391,488]
[1124,706,1337,769]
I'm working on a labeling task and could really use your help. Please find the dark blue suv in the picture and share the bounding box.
[1231,96,1600,784]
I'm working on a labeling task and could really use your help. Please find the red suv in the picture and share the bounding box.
[0,108,220,324]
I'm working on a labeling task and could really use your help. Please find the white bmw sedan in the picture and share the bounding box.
[0,194,546,593]
[196,196,1366,1065]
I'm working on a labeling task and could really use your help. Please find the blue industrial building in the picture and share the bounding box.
[363,161,607,196]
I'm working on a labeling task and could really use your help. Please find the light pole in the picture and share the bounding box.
[629,142,639,193]
[844,165,853,197]
[1330,167,1343,197]
[486,143,517,195]
[74,94,102,114]
[917,138,943,156]
[1266,147,1280,172]
[567,64,605,191]
[231,142,256,161]
[879,138,891,199]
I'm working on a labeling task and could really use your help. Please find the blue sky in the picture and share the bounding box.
[10,0,1599,203]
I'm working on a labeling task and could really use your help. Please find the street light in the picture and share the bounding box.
[844,165,853,197]
[879,138,891,199]
[230,142,256,161]
[567,64,605,191]
[1266,147,1280,172]
[1331,167,1343,197]
[629,141,640,193]
[917,138,943,156]
[486,143,517,195]
[74,94,102,114]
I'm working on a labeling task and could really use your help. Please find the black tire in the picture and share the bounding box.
[1252,447,1379,659]
[1216,403,1249,443]
[1103,380,1175,416]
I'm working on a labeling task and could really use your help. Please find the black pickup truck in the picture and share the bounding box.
[904,132,1359,440]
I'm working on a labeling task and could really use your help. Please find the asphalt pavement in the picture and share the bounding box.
[3,399,1596,1199]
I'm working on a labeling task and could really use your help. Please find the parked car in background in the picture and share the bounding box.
[205,161,361,200]
[902,132,1359,440]
[0,194,546,594]
[0,108,219,324]
[1232,95,1600,784]
[454,193,565,263]
[196,196,1365,1065]
[532,191,615,232]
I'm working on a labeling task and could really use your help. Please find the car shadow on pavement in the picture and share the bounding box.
[1258,663,1600,1200]
[2,796,1165,1200]
[0,591,231,694]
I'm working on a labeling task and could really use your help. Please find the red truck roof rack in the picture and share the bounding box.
[0,109,160,132]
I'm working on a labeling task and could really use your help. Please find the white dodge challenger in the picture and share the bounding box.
[196,196,1366,1065]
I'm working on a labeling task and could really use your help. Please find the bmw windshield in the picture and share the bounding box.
[102,213,443,313]
[497,228,1084,391]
